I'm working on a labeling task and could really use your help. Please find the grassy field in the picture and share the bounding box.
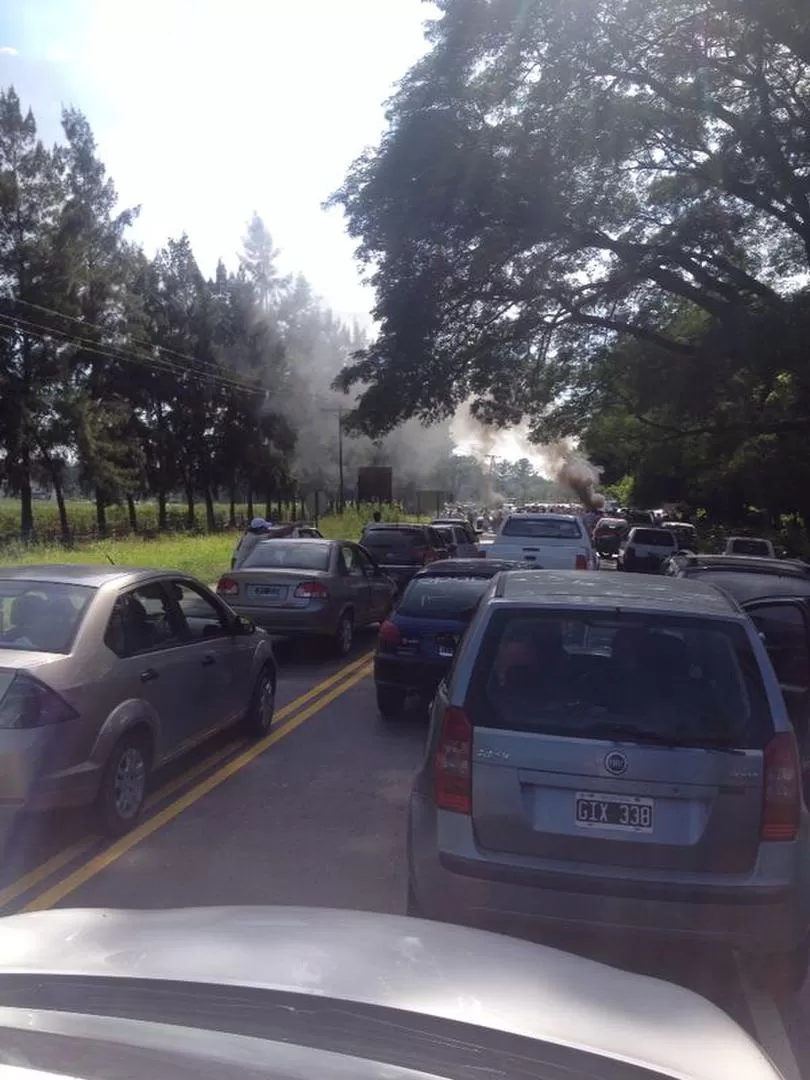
[0,506,420,584]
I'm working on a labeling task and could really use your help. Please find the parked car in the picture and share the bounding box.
[660,520,699,552]
[725,536,776,558]
[592,516,628,557]
[430,519,481,557]
[218,538,395,656]
[663,553,810,580]
[0,906,784,1080]
[670,558,810,789]
[0,565,275,834]
[358,523,450,589]
[373,559,525,717]
[617,526,678,573]
[408,570,810,994]
[487,513,597,569]
[231,520,323,569]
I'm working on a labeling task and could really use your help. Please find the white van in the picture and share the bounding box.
[486,513,597,569]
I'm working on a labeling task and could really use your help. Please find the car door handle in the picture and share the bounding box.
[201,653,216,667]
[140,668,159,683]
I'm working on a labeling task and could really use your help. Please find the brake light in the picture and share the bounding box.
[434,705,472,813]
[217,576,239,596]
[762,732,801,841]
[378,619,402,651]
[575,553,589,570]
[294,581,329,599]
[0,674,77,730]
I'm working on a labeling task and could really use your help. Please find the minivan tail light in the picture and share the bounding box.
[0,674,77,730]
[575,553,589,570]
[294,581,329,600]
[434,705,472,813]
[217,577,239,596]
[762,732,801,841]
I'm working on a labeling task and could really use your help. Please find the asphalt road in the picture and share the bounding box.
[0,592,807,1078]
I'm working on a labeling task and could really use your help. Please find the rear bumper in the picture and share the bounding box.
[374,654,449,694]
[0,726,100,812]
[620,555,666,573]
[228,603,336,637]
[408,794,810,954]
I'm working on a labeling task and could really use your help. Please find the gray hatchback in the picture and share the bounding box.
[408,571,810,993]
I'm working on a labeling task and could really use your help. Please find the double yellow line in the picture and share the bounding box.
[3,650,374,915]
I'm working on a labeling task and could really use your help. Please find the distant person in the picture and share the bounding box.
[231,517,272,569]
[372,510,382,523]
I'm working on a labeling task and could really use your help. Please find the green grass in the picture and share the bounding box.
[0,506,421,584]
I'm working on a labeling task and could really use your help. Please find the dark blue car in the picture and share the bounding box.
[373,558,528,717]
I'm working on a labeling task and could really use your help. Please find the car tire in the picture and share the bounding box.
[243,665,276,738]
[752,937,810,1000]
[377,684,406,718]
[97,730,151,837]
[334,611,354,657]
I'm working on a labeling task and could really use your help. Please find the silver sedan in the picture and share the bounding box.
[0,565,275,835]
[217,538,396,655]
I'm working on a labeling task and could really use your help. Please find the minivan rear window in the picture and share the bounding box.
[398,578,489,620]
[501,518,582,539]
[465,611,772,748]
[631,529,675,546]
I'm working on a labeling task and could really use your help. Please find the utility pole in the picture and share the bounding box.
[320,406,345,513]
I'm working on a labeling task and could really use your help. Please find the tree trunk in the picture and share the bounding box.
[184,475,196,528]
[246,489,254,519]
[204,485,216,532]
[265,492,272,519]
[95,488,107,537]
[228,481,237,528]
[18,446,34,542]
[276,494,283,521]
[126,494,138,533]
[290,492,297,520]
[157,490,168,531]
[54,479,70,546]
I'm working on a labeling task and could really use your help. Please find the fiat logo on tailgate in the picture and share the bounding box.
[604,751,628,776]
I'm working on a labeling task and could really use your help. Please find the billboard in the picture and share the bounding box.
[357,466,393,504]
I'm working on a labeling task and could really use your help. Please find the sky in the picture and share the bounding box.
[0,0,436,325]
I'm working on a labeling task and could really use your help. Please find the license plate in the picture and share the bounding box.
[248,584,286,599]
[436,633,458,658]
[574,792,654,833]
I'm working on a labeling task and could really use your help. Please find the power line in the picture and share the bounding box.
[0,311,269,398]
[9,297,261,386]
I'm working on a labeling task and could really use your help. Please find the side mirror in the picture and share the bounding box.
[233,615,256,636]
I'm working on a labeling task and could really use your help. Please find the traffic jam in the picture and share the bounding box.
[0,507,808,1079]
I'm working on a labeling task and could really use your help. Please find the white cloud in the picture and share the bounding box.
[0,46,19,56]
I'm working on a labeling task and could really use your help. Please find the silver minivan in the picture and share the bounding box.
[408,571,810,993]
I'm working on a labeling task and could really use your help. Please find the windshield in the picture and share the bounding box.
[501,518,582,539]
[243,542,331,571]
[466,611,771,748]
[730,539,772,556]
[0,581,95,653]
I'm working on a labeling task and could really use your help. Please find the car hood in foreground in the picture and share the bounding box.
[0,906,779,1080]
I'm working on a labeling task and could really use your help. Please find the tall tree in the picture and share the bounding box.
[329,0,810,444]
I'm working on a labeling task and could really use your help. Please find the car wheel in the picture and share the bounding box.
[97,730,150,837]
[752,936,810,1000]
[334,611,354,657]
[377,684,406,718]
[243,665,276,738]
